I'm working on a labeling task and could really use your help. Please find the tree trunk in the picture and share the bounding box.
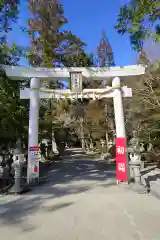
[85,140,89,151]
[52,131,58,154]
[104,103,109,153]
[89,137,94,151]
[80,117,86,152]
[81,138,85,152]
[105,131,109,153]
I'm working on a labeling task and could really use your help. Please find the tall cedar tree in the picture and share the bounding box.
[27,1,93,150]
[97,31,116,149]
[27,0,86,67]
[97,31,115,67]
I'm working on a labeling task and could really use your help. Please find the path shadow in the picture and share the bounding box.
[0,195,74,233]
[0,148,116,231]
[144,173,160,189]
[27,148,116,194]
[25,155,116,199]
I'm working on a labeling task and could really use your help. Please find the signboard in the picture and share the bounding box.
[28,145,40,179]
[115,137,128,182]
[70,72,82,93]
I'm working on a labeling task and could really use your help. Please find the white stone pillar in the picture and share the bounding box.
[27,77,40,184]
[112,77,126,138]
[112,77,130,182]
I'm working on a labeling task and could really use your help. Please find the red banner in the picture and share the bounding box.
[34,166,38,173]
[29,146,40,151]
[116,137,128,182]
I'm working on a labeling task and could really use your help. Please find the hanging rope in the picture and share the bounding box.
[30,84,123,100]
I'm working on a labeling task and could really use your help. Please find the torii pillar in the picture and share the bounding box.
[112,77,126,138]
[112,77,129,183]
[27,77,40,184]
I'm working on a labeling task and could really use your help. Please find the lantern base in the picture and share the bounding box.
[128,182,150,194]
[8,183,31,194]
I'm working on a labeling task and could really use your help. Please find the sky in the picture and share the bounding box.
[8,0,139,67]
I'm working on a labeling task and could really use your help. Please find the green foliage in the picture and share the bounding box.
[0,0,19,35]
[115,0,160,51]
[61,51,94,67]
[125,54,160,148]
[0,35,28,145]
[0,0,20,65]
[27,0,86,67]
[0,75,28,145]
[0,0,29,147]
[84,100,107,140]
[0,42,24,65]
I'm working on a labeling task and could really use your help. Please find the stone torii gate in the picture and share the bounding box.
[1,64,145,184]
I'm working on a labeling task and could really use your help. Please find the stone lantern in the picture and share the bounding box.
[128,135,147,193]
[129,150,142,183]
[128,135,143,180]
[8,138,27,194]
